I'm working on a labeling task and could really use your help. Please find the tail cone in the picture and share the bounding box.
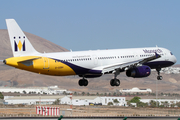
[3,60,6,64]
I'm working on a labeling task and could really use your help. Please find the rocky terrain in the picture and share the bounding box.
[0,29,179,94]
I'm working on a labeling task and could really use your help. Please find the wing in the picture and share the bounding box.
[102,52,161,74]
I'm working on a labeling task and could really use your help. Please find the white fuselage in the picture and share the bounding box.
[38,47,176,76]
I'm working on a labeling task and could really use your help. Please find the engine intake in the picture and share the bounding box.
[126,65,151,78]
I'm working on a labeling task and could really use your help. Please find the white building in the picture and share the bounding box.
[0,86,67,95]
[4,95,127,106]
[120,87,152,93]
[4,96,64,105]
[0,87,41,94]
[101,97,126,106]
[47,86,68,94]
[72,96,102,106]
[61,96,126,106]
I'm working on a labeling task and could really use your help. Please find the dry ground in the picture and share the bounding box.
[0,105,179,117]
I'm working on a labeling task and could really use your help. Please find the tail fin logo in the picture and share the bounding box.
[14,37,26,52]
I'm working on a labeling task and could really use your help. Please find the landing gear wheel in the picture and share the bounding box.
[78,79,84,86]
[110,79,115,86]
[110,79,120,86]
[78,79,88,86]
[115,79,120,86]
[157,76,163,80]
[84,79,88,86]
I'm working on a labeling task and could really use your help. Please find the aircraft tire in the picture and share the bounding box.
[157,76,163,80]
[78,79,88,86]
[84,79,88,86]
[78,79,84,86]
[115,79,120,86]
[110,79,115,86]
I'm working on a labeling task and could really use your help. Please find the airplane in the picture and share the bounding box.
[2,19,177,87]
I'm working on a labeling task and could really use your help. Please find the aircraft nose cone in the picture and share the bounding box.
[173,55,177,64]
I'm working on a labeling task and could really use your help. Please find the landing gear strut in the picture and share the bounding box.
[156,68,163,80]
[110,69,120,86]
[78,76,88,86]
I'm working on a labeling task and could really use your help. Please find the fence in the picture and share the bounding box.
[36,106,60,116]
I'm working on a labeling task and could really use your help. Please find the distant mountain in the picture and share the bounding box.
[0,29,180,94]
[174,64,180,67]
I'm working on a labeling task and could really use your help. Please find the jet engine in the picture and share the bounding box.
[126,65,151,78]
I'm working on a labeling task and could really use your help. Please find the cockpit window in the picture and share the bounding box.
[170,52,173,55]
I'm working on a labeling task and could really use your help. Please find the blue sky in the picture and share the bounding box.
[0,0,180,64]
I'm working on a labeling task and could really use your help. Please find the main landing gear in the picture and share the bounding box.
[78,76,88,86]
[110,79,120,86]
[110,70,120,86]
[156,68,163,80]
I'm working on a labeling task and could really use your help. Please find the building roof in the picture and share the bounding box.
[72,96,98,100]
[132,87,140,90]
[6,95,65,100]
[6,95,126,100]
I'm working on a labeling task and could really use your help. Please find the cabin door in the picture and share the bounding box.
[43,57,49,69]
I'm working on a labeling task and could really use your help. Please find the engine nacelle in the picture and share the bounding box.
[126,65,151,78]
